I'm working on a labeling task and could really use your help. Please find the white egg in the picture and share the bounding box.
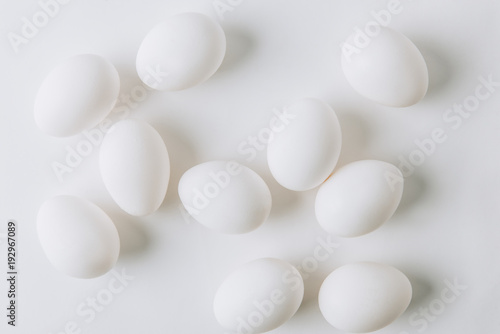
[178,161,271,234]
[34,54,120,137]
[341,27,428,107]
[136,12,226,91]
[37,195,120,279]
[100,119,170,216]
[267,98,342,191]
[214,258,304,334]
[319,262,412,333]
[315,160,403,237]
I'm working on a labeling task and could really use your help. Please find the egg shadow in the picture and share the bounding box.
[393,171,428,219]
[215,26,256,74]
[301,270,330,307]
[410,39,456,101]
[291,265,334,323]
[113,63,146,95]
[250,166,302,221]
[403,273,434,314]
[101,206,152,259]
[333,109,372,169]
[150,120,199,214]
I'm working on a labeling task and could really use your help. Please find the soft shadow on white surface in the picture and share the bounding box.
[412,39,456,101]
[288,267,333,332]
[216,26,256,74]
[298,269,330,307]
[153,120,199,213]
[260,170,302,221]
[393,171,428,219]
[405,273,435,314]
[334,109,372,169]
[105,208,152,258]
[113,63,144,90]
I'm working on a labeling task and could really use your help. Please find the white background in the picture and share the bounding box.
[1,0,500,333]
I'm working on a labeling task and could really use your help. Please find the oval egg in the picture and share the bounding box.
[267,98,342,191]
[100,119,170,216]
[319,262,412,333]
[178,161,271,234]
[214,258,304,333]
[34,54,120,137]
[341,27,428,107]
[37,195,120,279]
[315,160,403,237]
[136,12,226,91]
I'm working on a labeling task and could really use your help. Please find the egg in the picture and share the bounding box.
[36,195,120,279]
[214,258,304,334]
[100,119,170,216]
[178,161,271,234]
[341,27,428,107]
[267,98,342,191]
[34,54,120,137]
[315,160,403,237]
[136,12,226,91]
[319,262,412,333]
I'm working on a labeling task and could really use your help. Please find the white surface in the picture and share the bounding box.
[1,0,500,334]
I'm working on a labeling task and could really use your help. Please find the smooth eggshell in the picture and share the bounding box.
[315,160,403,237]
[341,27,428,107]
[319,262,412,333]
[37,195,120,279]
[136,12,226,91]
[214,258,304,333]
[34,54,120,137]
[267,98,342,191]
[100,119,170,216]
[178,161,271,234]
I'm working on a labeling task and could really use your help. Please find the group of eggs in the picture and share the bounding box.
[34,11,430,334]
